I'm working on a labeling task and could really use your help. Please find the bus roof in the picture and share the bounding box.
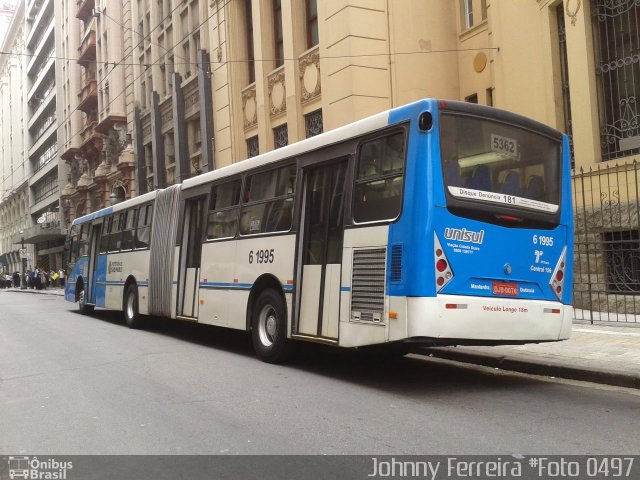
[71,189,158,226]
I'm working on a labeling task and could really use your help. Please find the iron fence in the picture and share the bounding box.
[572,159,640,322]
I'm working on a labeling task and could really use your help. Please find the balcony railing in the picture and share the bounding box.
[78,78,98,113]
[78,30,96,67]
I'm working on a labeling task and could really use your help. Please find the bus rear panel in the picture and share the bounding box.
[385,99,572,346]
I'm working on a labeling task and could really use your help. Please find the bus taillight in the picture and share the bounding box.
[550,246,567,301]
[434,234,454,292]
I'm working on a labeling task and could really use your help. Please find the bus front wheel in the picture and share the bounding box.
[78,285,94,315]
[251,289,290,363]
[124,284,143,329]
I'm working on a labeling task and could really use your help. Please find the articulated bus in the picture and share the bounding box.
[65,99,573,362]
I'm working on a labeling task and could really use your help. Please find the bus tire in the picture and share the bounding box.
[78,284,94,315]
[124,284,143,329]
[251,289,290,363]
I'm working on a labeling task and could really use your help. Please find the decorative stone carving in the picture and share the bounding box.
[268,68,286,117]
[299,48,321,104]
[268,67,287,117]
[242,85,258,130]
[565,0,581,26]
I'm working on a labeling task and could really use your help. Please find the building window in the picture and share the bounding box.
[273,124,288,149]
[305,109,323,138]
[247,136,259,158]
[245,0,255,83]
[603,230,640,294]
[481,0,487,21]
[486,87,493,107]
[593,0,640,160]
[306,0,318,49]
[33,172,59,204]
[461,0,473,29]
[273,0,284,67]
[183,41,191,77]
[465,93,478,104]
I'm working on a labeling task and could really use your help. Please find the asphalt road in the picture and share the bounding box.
[1,290,639,455]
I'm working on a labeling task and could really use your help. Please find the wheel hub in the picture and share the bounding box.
[266,316,277,337]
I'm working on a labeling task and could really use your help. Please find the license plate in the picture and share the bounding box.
[492,281,518,296]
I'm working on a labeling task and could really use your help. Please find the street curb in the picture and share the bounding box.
[1,288,64,296]
[423,348,640,390]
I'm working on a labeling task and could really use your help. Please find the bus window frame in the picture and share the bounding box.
[99,216,112,254]
[67,224,80,265]
[206,176,243,242]
[79,223,90,257]
[134,203,154,250]
[439,109,563,228]
[177,185,211,247]
[238,161,297,238]
[351,127,408,226]
[121,208,137,251]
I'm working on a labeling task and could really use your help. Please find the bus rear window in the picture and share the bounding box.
[440,113,561,218]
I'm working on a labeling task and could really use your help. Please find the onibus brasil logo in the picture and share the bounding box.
[8,456,73,479]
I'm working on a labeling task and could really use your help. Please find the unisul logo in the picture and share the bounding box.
[8,456,73,480]
[443,227,485,244]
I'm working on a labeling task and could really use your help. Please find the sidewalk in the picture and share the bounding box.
[1,286,65,296]
[423,321,640,389]
[3,286,640,388]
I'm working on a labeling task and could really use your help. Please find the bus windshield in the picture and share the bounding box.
[440,112,562,218]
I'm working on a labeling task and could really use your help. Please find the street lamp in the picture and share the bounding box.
[19,230,27,290]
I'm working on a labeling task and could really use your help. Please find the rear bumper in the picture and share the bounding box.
[406,295,572,342]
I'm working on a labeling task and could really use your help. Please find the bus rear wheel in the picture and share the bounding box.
[78,285,94,315]
[251,289,290,363]
[124,284,143,329]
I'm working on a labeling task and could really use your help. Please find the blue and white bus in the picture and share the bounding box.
[65,99,573,362]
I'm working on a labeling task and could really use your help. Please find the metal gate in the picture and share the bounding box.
[572,160,640,322]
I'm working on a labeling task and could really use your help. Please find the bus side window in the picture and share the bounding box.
[79,224,89,257]
[353,132,405,223]
[109,214,124,252]
[122,209,136,250]
[208,179,241,239]
[240,164,296,235]
[135,204,152,249]
[67,225,80,264]
[99,216,111,253]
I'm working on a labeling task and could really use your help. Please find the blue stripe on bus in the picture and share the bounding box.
[341,286,351,292]
[199,282,294,292]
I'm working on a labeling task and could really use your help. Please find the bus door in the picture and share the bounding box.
[296,159,348,339]
[177,196,206,319]
[86,222,102,305]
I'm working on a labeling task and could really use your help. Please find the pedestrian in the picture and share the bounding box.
[59,268,65,288]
